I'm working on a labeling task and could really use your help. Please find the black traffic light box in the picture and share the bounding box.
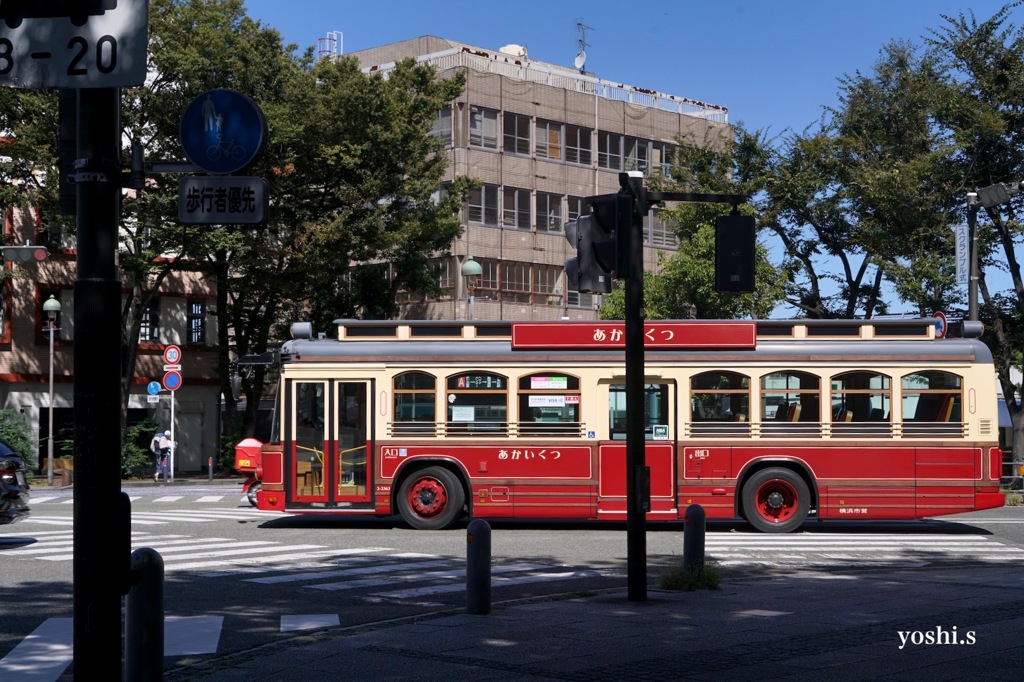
[2,245,50,262]
[587,193,634,279]
[564,216,612,294]
[714,214,756,293]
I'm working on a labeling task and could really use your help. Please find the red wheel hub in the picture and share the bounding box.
[407,476,448,517]
[755,479,798,523]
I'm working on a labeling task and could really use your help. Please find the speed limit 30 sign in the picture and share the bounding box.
[0,0,149,89]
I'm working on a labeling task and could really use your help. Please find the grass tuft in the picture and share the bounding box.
[658,561,721,591]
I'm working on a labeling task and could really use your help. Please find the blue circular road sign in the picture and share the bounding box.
[180,88,267,175]
[147,381,161,395]
[163,371,183,392]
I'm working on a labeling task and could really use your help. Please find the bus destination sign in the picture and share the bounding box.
[511,321,757,350]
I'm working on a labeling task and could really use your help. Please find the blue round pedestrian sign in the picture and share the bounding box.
[147,381,161,395]
[180,88,267,175]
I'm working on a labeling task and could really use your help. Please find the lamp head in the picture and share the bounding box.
[461,256,483,277]
[43,294,61,318]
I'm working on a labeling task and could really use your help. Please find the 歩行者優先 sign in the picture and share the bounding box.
[178,176,268,224]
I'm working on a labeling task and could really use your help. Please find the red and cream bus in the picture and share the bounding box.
[235,317,1005,532]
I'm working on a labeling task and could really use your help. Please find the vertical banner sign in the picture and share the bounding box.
[954,223,969,285]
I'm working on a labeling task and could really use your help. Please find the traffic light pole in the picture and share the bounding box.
[620,173,648,601]
[618,175,748,602]
[73,87,129,679]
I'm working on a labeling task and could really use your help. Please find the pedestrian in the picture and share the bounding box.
[151,429,164,483]
[154,430,174,483]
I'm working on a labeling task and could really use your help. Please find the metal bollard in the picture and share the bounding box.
[466,519,491,615]
[208,456,213,482]
[683,503,706,572]
[126,547,164,682]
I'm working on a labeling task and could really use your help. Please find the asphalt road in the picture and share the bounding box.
[2,483,1023,677]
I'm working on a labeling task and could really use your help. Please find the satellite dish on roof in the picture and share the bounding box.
[574,50,586,71]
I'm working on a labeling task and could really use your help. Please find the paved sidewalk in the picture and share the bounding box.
[162,564,1024,681]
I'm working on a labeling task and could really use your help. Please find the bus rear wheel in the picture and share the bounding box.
[398,466,465,530]
[742,467,810,533]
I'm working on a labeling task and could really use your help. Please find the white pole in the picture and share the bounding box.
[169,391,175,482]
[47,318,55,487]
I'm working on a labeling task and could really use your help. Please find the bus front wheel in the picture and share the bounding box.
[742,467,810,533]
[398,466,465,530]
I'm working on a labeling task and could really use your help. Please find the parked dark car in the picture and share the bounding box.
[0,439,30,525]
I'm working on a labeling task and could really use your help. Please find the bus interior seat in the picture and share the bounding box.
[787,403,802,422]
[936,395,955,422]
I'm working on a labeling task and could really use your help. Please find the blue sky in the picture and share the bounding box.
[241,0,1019,138]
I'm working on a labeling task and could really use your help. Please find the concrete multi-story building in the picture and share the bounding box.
[348,36,731,321]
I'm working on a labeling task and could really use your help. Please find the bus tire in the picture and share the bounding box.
[246,481,261,507]
[398,466,465,530]
[742,467,810,533]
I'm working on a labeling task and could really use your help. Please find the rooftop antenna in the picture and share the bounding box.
[574,18,592,73]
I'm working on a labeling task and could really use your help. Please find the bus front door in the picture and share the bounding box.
[331,381,372,504]
[288,380,372,506]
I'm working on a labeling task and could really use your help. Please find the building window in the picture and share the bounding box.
[467,184,499,225]
[503,112,531,156]
[565,124,592,166]
[598,131,623,171]
[536,192,562,233]
[187,300,206,345]
[535,119,562,160]
[567,195,586,221]
[469,106,498,149]
[502,187,530,230]
[140,299,160,342]
[654,143,675,179]
[474,258,500,300]
[429,107,452,147]
[624,137,649,171]
[435,258,455,299]
[533,264,560,297]
[648,209,679,250]
[501,261,531,303]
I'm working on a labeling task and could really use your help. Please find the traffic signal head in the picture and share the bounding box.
[564,217,612,294]
[586,193,634,278]
[714,214,756,293]
[2,246,50,263]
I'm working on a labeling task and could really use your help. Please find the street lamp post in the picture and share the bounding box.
[461,256,482,320]
[43,294,61,487]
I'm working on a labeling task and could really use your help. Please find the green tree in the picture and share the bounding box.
[118,1,467,442]
[927,1,1024,470]
[753,40,960,319]
[0,409,34,469]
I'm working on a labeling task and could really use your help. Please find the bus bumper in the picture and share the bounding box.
[975,491,1006,511]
